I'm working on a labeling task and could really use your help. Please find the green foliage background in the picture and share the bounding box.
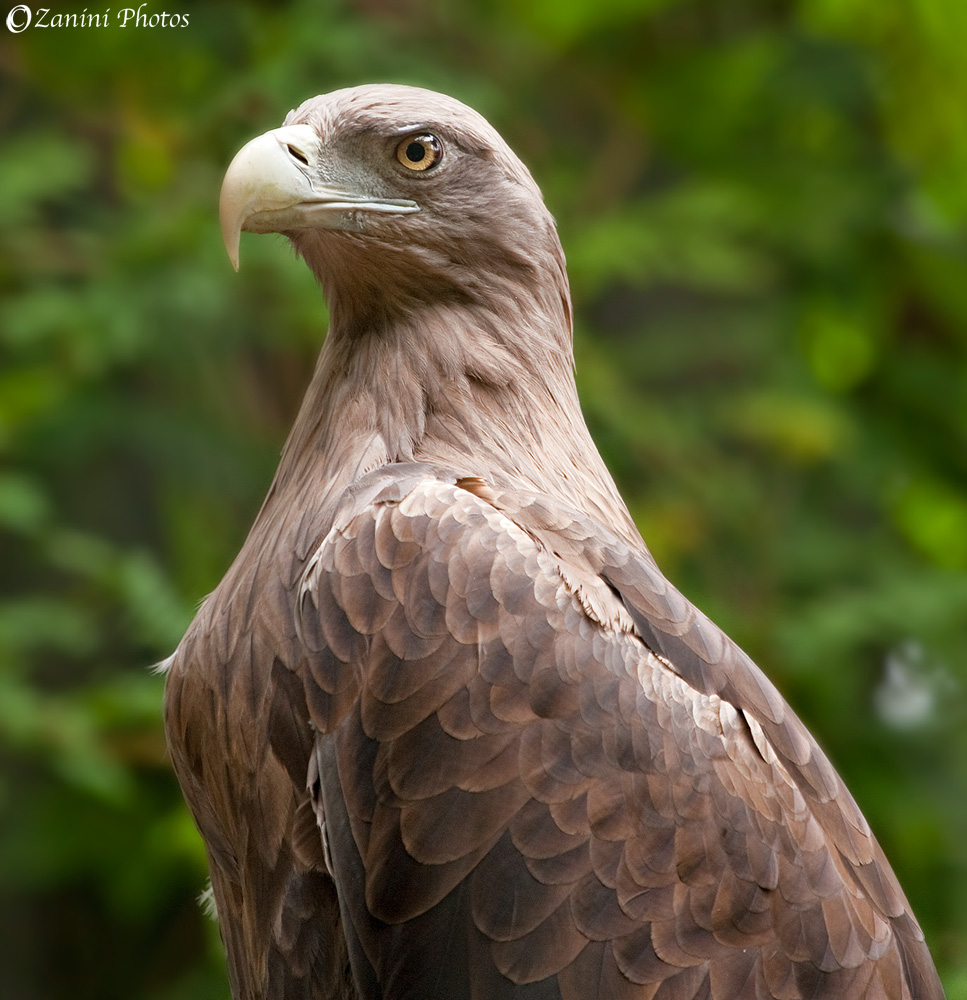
[1,0,965,996]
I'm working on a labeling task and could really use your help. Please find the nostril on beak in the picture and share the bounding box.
[287,144,310,166]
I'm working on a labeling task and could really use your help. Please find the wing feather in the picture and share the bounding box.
[292,466,939,999]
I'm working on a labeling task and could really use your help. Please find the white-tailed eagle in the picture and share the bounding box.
[164,84,944,1000]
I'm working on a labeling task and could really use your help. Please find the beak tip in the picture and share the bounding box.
[222,229,241,271]
[220,204,242,271]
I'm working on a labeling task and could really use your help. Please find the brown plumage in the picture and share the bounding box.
[163,84,945,1000]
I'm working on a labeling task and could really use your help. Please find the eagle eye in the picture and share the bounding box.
[396,134,443,172]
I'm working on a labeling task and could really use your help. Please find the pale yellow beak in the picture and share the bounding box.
[219,123,419,271]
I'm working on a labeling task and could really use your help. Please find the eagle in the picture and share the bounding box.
[163,84,945,1000]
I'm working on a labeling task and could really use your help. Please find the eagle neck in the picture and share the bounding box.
[271,290,638,545]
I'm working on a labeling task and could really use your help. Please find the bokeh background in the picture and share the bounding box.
[2,0,965,996]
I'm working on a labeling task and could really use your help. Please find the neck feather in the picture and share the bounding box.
[264,232,639,546]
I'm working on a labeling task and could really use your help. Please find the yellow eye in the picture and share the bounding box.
[396,134,443,171]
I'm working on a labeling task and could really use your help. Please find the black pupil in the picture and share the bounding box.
[406,141,427,163]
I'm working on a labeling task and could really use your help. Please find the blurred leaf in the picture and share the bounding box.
[801,301,878,392]
[0,474,51,533]
[0,132,94,228]
[568,183,775,296]
[725,389,857,463]
[892,477,967,569]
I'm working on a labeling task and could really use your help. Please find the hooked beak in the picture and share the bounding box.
[219,123,420,270]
